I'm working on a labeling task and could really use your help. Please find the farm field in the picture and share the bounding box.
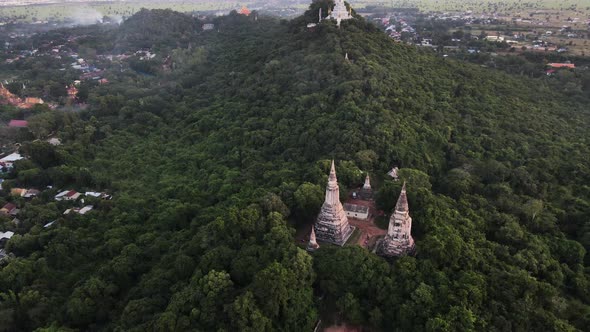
[0,0,588,23]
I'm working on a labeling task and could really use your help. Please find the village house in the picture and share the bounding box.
[0,231,14,249]
[63,205,94,215]
[548,63,575,69]
[0,203,18,217]
[0,152,23,171]
[85,192,112,200]
[8,120,28,128]
[55,190,81,201]
[23,189,40,198]
[10,188,27,197]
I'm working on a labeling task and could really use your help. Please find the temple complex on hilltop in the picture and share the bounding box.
[314,160,354,246]
[329,0,352,27]
[378,182,415,257]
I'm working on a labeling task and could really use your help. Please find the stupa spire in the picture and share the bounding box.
[329,160,337,182]
[363,174,371,190]
[307,227,320,251]
[395,182,408,212]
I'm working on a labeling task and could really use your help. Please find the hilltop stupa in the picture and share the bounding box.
[314,160,354,246]
[330,0,352,27]
[379,182,415,256]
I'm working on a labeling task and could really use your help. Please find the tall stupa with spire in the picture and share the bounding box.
[330,0,352,27]
[314,160,354,246]
[379,182,415,256]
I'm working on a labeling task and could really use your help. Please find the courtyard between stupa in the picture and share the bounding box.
[296,189,387,251]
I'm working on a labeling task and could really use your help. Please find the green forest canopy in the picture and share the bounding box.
[0,1,589,331]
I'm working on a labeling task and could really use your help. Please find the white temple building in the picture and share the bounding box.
[330,0,352,27]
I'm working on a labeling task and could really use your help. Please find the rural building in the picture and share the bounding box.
[548,63,575,69]
[344,203,369,220]
[0,203,18,216]
[8,120,28,128]
[55,190,81,201]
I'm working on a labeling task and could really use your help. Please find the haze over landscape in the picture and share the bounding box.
[0,0,588,331]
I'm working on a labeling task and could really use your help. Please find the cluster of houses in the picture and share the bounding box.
[55,189,111,202]
[0,186,111,221]
[383,18,416,41]
[69,54,109,83]
[364,6,586,56]
[2,35,109,99]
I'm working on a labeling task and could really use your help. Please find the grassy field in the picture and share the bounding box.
[0,1,238,23]
[0,0,588,23]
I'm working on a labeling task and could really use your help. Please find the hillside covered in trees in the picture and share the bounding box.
[0,1,589,331]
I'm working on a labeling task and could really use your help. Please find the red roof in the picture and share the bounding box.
[548,63,575,68]
[8,120,28,128]
[66,190,78,197]
[239,6,251,15]
[2,203,16,211]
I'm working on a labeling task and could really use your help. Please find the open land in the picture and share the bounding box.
[0,0,588,22]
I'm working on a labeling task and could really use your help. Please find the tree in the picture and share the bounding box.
[229,291,272,332]
[294,182,324,221]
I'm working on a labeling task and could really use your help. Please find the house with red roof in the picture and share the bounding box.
[548,63,575,69]
[0,203,18,216]
[8,120,28,128]
[55,190,81,201]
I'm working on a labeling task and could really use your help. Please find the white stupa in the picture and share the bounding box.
[330,0,352,27]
